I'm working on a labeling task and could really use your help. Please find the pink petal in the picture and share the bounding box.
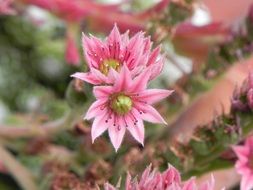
[121,30,130,47]
[91,112,109,142]
[138,89,174,104]
[147,46,161,66]
[199,175,215,190]
[163,165,182,185]
[183,178,196,190]
[93,86,113,99]
[114,64,132,92]
[125,115,144,146]
[107,24,122,60]
[232,146,250,163]
[84,99,107,120]
[241,175,253,190]
[108,116,126,152]
[134,103,167,124]
[143,36,152,54]
[129,68,151,92]
[71,72,102,85]
[125,172,132,190]
[104,183,116,190]
[90,35,109,60]
[82,34,99,68]
[149,55,165,80]
[246,136,253,148]
[90,68,110,83]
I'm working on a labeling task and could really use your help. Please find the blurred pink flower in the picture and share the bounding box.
[84,65,172,151]
[233,136,253,190]
[0,0,16,15]
[72,25,164,85]
[104,164,215,190]
[172,22,230,63]
[65,26,80,65]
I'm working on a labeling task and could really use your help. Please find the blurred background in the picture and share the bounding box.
[1,0,253,189]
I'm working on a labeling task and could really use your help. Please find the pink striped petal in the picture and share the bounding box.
[93,86,113,99]
[241,175,253,190]
[71,72,101,85]
[130,68,151,92]
[232,146,249,163]
[147,46,161,66]
[149,55,165,80]
[108,117,126,152]
[135,103,167,124]
[91,112,109,142]
[84,99,107,120]
[138,89,173,104]
[104,183,117,190]
[126,115,144,146]
[107,24,122,60]
[114,64,132,92]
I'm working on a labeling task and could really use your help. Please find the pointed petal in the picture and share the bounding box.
[71,72,101,85]
[126,115,144,146]
[107,24,121,60]
[241,175,253,190]
[91,112,109,142]
[93,86,113,99]
[104,183,116,190]
[90,68,111,84]
[138,89,174,104]
[149,55,165,80]
[232,146,249,162]
[108,116,126,152]
[84,99,107,120]
[135,103,167,124]
[147,46,161,66]
[183,178,196,190]
[114,64,132,92]
[130,68,151,92]
[82,34,99,68]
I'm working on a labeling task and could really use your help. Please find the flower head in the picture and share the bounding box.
[104,164,215,190]
[85,65,173,151]
[233,136,253,190]
[71,24,164,85]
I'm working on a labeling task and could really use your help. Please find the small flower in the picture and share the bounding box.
[233,136,253,190]
[71,24,164,85]
[85,65,173,151]
[104,164,215,190]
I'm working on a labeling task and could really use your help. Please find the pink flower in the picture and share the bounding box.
[85,65,173,151]
[65,27,80,66]
[71,24,164,85]
[104,164,215,190]
[233,136,253,190]
[0,0,16,15]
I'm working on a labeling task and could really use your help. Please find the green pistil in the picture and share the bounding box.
[99,59,120,75]
[110,94,132,115]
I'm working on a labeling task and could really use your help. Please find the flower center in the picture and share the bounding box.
[99,59,120,75]
[110,94,132,115]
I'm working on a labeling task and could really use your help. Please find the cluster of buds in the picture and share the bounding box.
[232,72,253,112]
[71,25,173,151]
[104,164,214,190]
